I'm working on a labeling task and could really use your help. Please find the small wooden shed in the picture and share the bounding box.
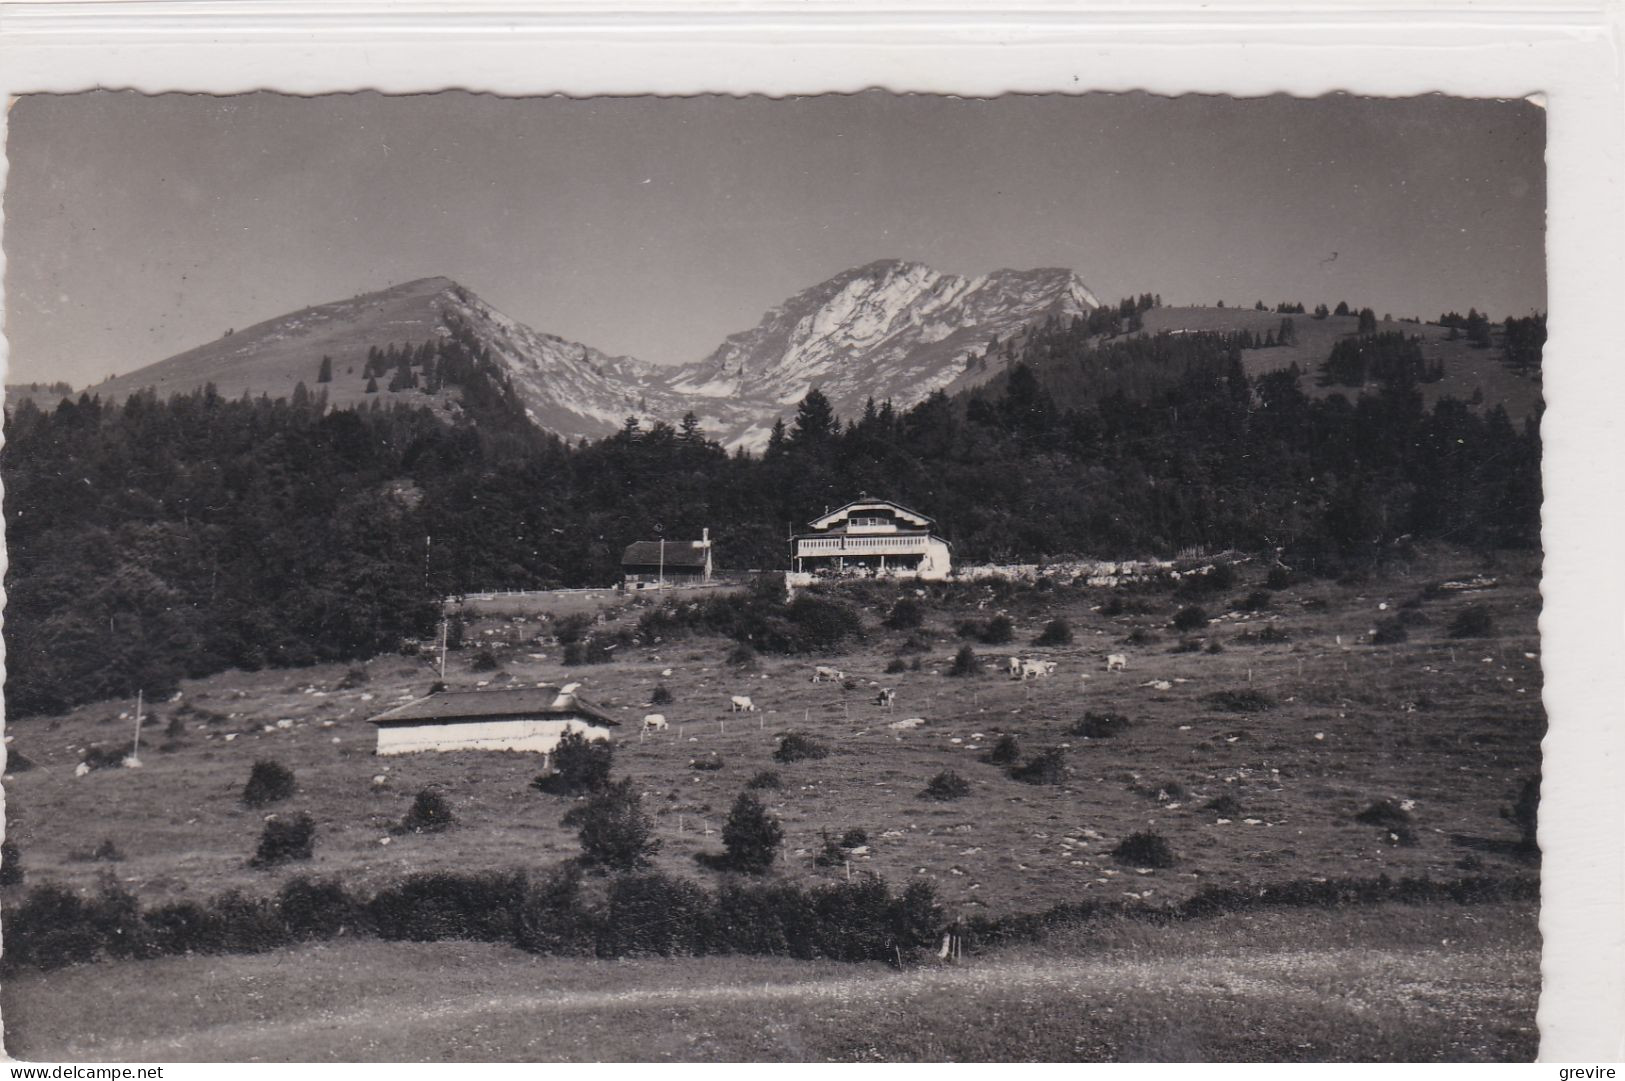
[368,685,619,762]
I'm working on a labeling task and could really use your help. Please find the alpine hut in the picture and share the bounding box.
[368,685,619,764]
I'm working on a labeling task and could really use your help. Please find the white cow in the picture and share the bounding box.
[642,713,669,732]
[1106,653,1128,672]
[1006,656,1023,679]
[1021,659,1057,680]
[730,695,757,712]
[812,665,845,683]
[875,687,897,710]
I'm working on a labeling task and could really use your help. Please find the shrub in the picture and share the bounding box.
[726,642,760,669]
[1449,604,1495,638]
[1176,563,1236,597]
[745,769,782,791]
[1205,638,1225,654]
[1264,566,1293,590]
[1126,627,1159,646]
[532,729,614,794]
[251,813,316,866]
[552,612,593,644]
[885,598,924,630]
[839,827,868,848]
[277,876,362,939]
[1112,831,1176,868]
[0,840,22,886]
[1034,618,1073,646]
[718,792,784,873]
[1071,711,1131,738]
[774,732,829,764]
[336,665,370,690]
[1236,590,1273,612]
[649,684,674,706]
[401,788,455,833]
[513,868,594,956]
[564,778,661,872]
[690,753,724,772]
[600,873,712,956]
[164,714,187,740]
[1172,605,1208,632]
[884,658,908,674]
[1371,617,1408,645]
[982,615,1014,645]
[564,635,621,666]
[1203,689,1274,713]
[242,760,296,807]
[982,733,1021,766]
[1171,637,1203,654]
[80,745,126,772]
[470,648,500,672]
[922,770,971,800]
[947,645,983,677]
[1010,747,1067,785]
[368,871,526,942]
[1354,799,1412,829]
[1204,794,1242,815]
[1257,624,1290,643]
[813,830,847,868]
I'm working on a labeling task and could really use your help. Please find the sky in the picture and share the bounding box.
[3,90,1545,387]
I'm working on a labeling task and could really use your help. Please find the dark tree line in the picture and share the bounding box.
[4,314,1540,717]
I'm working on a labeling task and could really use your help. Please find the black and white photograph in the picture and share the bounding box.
[0,65,1586,1063]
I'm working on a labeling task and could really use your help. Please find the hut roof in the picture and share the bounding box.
[369,686,618,728]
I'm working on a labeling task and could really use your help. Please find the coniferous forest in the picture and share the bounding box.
[2,320,1541,717]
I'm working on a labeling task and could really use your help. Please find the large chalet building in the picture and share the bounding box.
[790,496,952,581]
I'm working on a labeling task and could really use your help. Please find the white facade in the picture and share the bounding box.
[374,716,611,757]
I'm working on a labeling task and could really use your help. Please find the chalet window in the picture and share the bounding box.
[848,516,890,527]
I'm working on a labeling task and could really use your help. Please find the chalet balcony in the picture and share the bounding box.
[795,534,932,558]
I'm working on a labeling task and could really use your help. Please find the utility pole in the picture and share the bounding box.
[128,689,144,767]
[438,618,448,682]
[655,522,665,590]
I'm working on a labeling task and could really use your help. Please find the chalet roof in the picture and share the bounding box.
[621,540,709,568]
[807,496,936,531]
[369,686,619,728]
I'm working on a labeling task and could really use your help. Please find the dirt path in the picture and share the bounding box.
[13,939,1536,1062]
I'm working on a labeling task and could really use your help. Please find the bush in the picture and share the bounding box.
[745,769,782,791]
[1034,618,1073,646]
[1010,747,1067,785]
[1257,624,1290,643]
[514,868,594,956]
[599,874,714,957]
[1113,831,1176,868]
[922,770,971,800]
[1203,689,1274,712]
[649,684,674,706]
[1176,564,1236,597]
[369,870,527,942]
[1371,617,1408,645]
[242,760,295,807]
[564,635,621,666]
[251,813,316,866]
[947,645,983,677]
[717,792,783,873]
[1204,794,1242,815]
[774,732,829,764]
[1172,606,1208,632]
[885,598,924,630]
[813,830,847,868]
[532,729,614,794]
[0,840,22,886]
[1070,711,1131,738]
[1171,637,1203,654]
[1354,799,1412,829]
[982,615,1014,644]
[401,788,455,833]
[1264,566,1293,590]
[336,665,370,690]
[690,753,724,772]
[80,745,127,772]
[1449,604,1495,638]
[884,658,908,674]
[1126,627,1159,646]
[726,642,760,670]
[1236,590,1273,612]
[564,778,661,872]
[1205,638,1225,654]
[982,733,1021,765]
[278,876,362,940]
[470,648,500,672]
[839,827,868,848]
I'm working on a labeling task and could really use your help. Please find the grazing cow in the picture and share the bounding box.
[875,687,897,710]
[1020,659,1057,680]
[812,665,844,683]
[1006,656,1023,679]
[1106,653,1128,672]
[730,695,757,712]
[642,713,668,732]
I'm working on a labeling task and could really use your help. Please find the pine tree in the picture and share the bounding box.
[317,356,333,384]
[720,791,782,872]
[365,375,379,393]
[791,388,838,445]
